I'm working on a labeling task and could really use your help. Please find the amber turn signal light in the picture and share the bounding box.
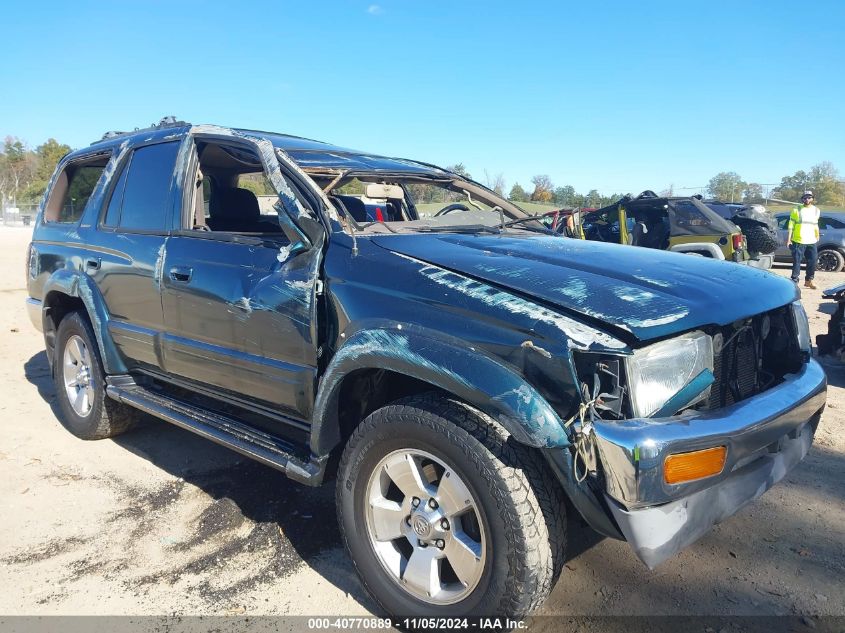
[664,446,727,484]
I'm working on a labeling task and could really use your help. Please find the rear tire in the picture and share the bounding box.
[738,223,779,255]
[336,393,566,618]
[53,311,141,440]
[817,248,845,273]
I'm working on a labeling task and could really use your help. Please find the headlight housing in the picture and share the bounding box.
[791,301,811,353]
[625,331,714,418]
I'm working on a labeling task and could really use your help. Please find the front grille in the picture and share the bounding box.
[704,305,801,410]
[708,328,759,408]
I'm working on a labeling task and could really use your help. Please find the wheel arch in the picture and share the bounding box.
[311,326,572,458]
[41,270,127,374]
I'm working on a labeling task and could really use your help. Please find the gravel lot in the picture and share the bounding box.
[1,226,843,622]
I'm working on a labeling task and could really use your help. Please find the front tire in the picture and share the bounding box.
[53,311,141,440]
[336,393,566,618]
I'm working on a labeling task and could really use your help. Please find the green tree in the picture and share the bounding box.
[706,171,747,202]
[775,170,810,202]
[584,189,601,207]
[742,183,764,204]
[508,183,529,202]
[553,185,576,206]
[775,163,844,204]
[446,163,472,181]
[35,138,71,181]
[808,162,844,205]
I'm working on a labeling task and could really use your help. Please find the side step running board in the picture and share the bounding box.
[106,382,327,486]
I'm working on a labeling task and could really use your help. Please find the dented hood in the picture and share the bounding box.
[371,233,798,342]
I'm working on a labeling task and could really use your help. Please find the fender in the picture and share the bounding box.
[42,269,127,374]
[310,325,572,456]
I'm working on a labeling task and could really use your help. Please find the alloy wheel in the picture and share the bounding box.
[364,448,486,604]
[62,334,95,417]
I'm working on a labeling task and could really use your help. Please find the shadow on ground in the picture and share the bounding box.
[23,350,375,611]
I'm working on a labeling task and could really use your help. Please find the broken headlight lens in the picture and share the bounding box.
[625,331,714,418]
[791,301,811,352]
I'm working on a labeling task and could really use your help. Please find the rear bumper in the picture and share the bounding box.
[26,297,42,332]
[591,360,826,567]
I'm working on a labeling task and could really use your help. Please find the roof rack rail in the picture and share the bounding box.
[93,116,189,145]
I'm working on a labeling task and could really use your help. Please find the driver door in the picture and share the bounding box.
[160,133,323,423]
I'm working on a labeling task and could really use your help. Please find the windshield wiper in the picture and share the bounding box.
[501,211,556,229]
[359,220,399,233]
[416,224,502,234]
[501,213,558,235]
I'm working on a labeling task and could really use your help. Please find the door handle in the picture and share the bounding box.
[169,266,193,282]
[85,258,101,271]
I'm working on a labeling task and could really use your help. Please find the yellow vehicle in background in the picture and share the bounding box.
[565,191,752,264]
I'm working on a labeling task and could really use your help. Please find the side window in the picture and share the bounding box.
[776,215,790,230]
[107,142,180,231]
[43,155,110,223]
[820,216,845,230]
[191,141,286,234]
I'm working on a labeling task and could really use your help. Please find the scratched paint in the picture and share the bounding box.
[410,259,626,350]
[152,243,166,290]
[332,329,473,390]
[277,244,293,263]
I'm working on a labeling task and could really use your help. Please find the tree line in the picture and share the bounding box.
[2,135,843,210]
[704,163,844,205]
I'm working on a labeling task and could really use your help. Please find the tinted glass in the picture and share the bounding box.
[672,201,711,227]
[776,215,790,229]
[119,142,180,231]
[820,216,845,230]
[103,155,132,227]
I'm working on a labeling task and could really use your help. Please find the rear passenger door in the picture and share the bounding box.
[93,141,182,369]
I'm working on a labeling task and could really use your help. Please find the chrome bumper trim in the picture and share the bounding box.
[593,360,826,506]
[608,415,817,568]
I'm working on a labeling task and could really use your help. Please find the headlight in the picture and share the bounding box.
[625,331,714,418]
[791,301,811,352]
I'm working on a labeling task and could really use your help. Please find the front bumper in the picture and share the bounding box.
[591,359,826,567]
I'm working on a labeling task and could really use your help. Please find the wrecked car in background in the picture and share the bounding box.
[26,118,827,619]
[563,191,762,266]
[704,200,779,270]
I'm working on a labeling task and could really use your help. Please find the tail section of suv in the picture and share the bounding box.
[26,118,826,618]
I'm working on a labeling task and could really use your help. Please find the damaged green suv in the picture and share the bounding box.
[26,119,826,618]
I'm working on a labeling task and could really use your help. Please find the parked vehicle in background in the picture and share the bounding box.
[563,191,754,264]
[773,211,845,272]
[25,119,826,619]
[703,200,778,270]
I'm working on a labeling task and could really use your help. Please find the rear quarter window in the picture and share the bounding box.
[43,156,110,224]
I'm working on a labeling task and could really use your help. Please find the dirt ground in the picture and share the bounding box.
[1,226,843,623]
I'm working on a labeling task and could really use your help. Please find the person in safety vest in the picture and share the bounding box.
[787,190,821,289]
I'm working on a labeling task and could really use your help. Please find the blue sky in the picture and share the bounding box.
[3,0,844,195]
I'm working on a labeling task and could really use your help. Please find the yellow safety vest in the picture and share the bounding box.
[788,205,820,244]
